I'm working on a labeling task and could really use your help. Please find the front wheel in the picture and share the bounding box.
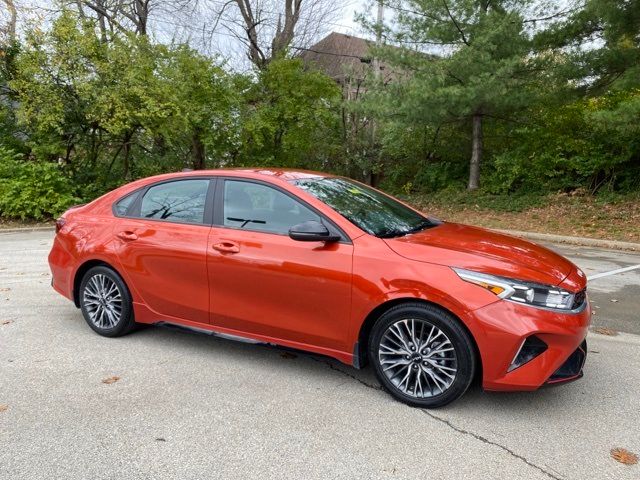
[79,266,136,337]
[368,303,476,408]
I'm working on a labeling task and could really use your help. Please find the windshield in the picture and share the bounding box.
[294,177,439,238]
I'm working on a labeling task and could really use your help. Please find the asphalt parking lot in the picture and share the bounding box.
[1,230,639,480]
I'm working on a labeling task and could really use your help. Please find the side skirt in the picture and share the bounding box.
[133,302,355,366]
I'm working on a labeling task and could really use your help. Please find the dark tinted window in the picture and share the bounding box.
[294,178,437,238]
[114,192,138,216]
[140,179,209,224]
[223,180,320,234]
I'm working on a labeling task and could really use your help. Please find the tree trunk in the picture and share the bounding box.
[3,0,17,41]
[122,129,134,180]
[468,114,482,190]
[235,0,302,69]
[134,0,149,35]
[97,0,108,42]
[191,133,205,170]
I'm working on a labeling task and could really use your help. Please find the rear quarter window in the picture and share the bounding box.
[114,192,139,217]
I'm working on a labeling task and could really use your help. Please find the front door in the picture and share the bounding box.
[207,179,353,352]
[114,178,213,324]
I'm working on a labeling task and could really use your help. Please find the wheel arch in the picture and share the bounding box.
[72,259,121,307]
[354,298,482,380]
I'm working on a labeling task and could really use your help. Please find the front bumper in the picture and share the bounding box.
[467,292,591,392]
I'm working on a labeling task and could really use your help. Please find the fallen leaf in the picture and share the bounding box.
[594,327,618,336]
[102,376,121,385]
[1,320,13,325]
[611,448,638,465]
[0,404,8,412]
[280,352,297,359]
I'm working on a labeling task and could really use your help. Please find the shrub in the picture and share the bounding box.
[0,148,79,220]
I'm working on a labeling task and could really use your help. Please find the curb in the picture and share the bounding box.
[0,226,55,234]
[496,229,640,252]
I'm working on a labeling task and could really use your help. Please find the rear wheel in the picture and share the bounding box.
[368,303,476,408]
[79,266,136,337]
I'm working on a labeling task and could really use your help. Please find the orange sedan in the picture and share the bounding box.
[49,169,590,407]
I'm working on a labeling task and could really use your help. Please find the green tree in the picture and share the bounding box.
[374,0,545,190]
[543,0,640,92]
[10,12,240,198]
[498,0,640,194]
[238,57,341,167]
[0,33,23,152]
[153,46,241,170]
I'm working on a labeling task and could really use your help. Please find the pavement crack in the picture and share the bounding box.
[310,357,384,391]
[313,355,562,480]
[421,410,563,480]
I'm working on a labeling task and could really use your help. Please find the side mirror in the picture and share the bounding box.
[289,220,340,243]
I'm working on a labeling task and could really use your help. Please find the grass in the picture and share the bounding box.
[407,190,640,243]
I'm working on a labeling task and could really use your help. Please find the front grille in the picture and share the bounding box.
[547,340,587,383]
[572,289,586,310]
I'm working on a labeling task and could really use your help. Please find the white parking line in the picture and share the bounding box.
[587,264,640,281]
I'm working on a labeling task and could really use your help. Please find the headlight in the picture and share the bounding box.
[453,268,580,311]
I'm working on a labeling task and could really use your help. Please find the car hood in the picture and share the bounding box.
[384,222,575,286]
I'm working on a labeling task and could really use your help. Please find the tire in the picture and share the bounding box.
[368,302,476,408]
[79,265,136,337]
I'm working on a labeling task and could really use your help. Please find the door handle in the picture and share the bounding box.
[117,231,138,241]
[212,241,240,254]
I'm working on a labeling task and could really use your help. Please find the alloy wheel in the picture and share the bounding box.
[82,274,123,329]
[378,318,458,398]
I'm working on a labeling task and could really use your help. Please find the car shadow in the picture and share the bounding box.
[119,321,589,415]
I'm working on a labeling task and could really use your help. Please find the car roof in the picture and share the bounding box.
[174,168,334,183]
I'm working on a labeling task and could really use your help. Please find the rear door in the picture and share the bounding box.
[113,178,214,324]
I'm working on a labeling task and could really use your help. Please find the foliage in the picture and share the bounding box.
[9,11,242,199]
[484,89,640,194]
[1,2,640,221]
[0,147,79,219]
[0,40,24,153]
[368,0,546,189]
[540,0,640,92]
[237,57,342,167]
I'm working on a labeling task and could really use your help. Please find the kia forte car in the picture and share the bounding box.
[48,169,590,407]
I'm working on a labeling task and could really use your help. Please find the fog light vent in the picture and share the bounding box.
[508,335,548,372]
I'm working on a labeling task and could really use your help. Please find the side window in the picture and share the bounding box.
[114,191,138,217]
[139,179,209,224]
[223,180,320,234]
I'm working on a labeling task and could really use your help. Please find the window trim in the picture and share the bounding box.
[213,177,351,244]
[112,177,217,227]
